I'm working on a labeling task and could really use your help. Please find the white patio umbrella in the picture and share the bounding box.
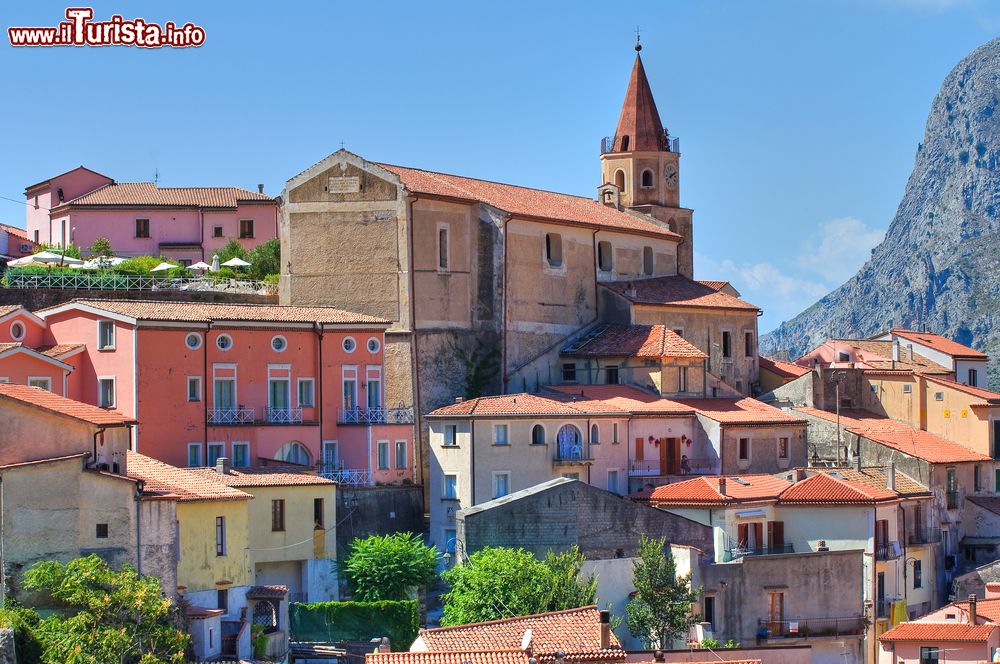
[221,257,251,268]
[150,261,179,273]
[6,251,84,267]
[73,256,125,270]
[188,261,212,271]
[210,255,220,272]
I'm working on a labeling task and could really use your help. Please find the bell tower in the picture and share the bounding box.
[600,38,694,278]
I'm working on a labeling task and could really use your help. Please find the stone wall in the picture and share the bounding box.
[335,485,424,559]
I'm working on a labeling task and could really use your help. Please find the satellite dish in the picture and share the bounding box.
[521,629,533,652]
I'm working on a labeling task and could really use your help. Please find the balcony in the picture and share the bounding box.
[339,406,415,425]
[725,544,795,561]
[629,458,717,477]
[600,133,680,154]
[554,442,592,465]
[265,407,303,424]
[208,407,255,424]
[908,527,942,546]
[757,616,865,640]
[876,541,902,561]
[318,466,373,487]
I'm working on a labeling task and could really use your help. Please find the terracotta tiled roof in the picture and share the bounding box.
[672,398,807,425]
[562,325,707,359]
[38,299,389,325]
[428,393,604,418]
[127,452,251,502]
[696,280,730,291]
[779,472,899,505]
[188,467,334,488]
[794,407,991,463]
[649,475,791,507]
[967,496,1000,517]
[415,606,622,661]
[368,651,529,664]
[0,305,23,318]
[0,223,31,242]
[185,606,225,619]
[610,54,666,153]
[879,622,996,642]
[818,467,929,498]
[890,329,988,360]
[759,356,811,379]
[543,385,694,416]
[601,276,759,311]
[952,596,1000,622]
[820,339,952,375]
[61,182,274,209]
[37,343,85,358]
[246,585,288,599]
[632,661,759,664]
[0,383,133,426]
[377,164,678,239]
[924,374,1000,405]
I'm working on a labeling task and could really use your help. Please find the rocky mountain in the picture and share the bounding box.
[761,37,1000,387]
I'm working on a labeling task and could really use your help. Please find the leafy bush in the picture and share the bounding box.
[89,237,114,257]
[215,239,247,264]
[247,238,280,280]
[289,600,419,650]
[0,604,42,663]
[116,256,164,275]
[43,243,81,258]
[343,533,438,602]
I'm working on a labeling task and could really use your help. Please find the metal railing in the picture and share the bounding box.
[908,527,942,546]
[339,406,415,425]
[208,407,255,424]
[599,133,680,154]
[726,544,795,561]
[757,616,865,639]
[265,407,303,424]
[876,541,902,561]
[318,466,372,487]
[629,458,717,477]
[555,442,589,462]
[3,271,275,295]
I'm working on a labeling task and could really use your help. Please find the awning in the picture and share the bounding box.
[735,509,766,519]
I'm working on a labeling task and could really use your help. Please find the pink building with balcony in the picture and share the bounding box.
[24,166,278,262]
[0,300,415,486]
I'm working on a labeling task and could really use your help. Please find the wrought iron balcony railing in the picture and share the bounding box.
[339,406,414,425]
[265,407,303,424]
[757,616,865,640]
[208,407,255,424]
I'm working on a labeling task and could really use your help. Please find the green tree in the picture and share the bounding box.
[440,546,597,626]
[88,237,114,258]
[625,535,701,649]
[22,555,189,664]
[247,237,280,280]
[342,533,439,602]
[216,239,247,264]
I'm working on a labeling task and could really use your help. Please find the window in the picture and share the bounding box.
[976,464,982,492]
[838,351,851,362]
[722,331,732,359]
[97,320,115,350]
[395,441,407,469]
[443,474,458,499]
[614,168,626,189]
[275,441,312,466]
[188,443,203,468]
[608,469,619,494]
[934,392,944,401]
[271,499,285,531]
[342,337,356,353]
[643,246,654,275]
[232,442,250,467]
[377,440,390,469]
[187,376,201,402]
[207,442,225,467]
[545,233,563,268]
[745,331,754,357]
[613,423,619,443]
[531,425,545,445]
[444,424,457,447]
[239,219,254,239]
[438,226,449,270]
[9,322,24,341]
[343,376,357,411]
[367,337,381,354]
[214,377,235,410]
[678,366,687,392]
[27,377,51,391]
[212,225,223,238]
[98,378,116,408]
[298,378,315,407]
[185,332,202,350]
[218,588,229,613]
[640,169,654,188]
[216,334,235,351]
[493,472,510,499]
[969,368,979,387]
[913,559,922,588]
[271,335,287,352]
[591,424,600,444]
[703,596,716,629]
[920,647,939,664]
[215,516,226,556]
[903,384,913,394]
[493,424,509,446]
[366,373,381,409]
[605,365,619,385]
[269,377,290,413]
[314,498,325,528]
[562,363,577,382]
[738,438,750,461]
[778,437,789,460]
[33,230,39,243]
[134,218,150,238]
[597,240,613,272]
[96,523,109,539]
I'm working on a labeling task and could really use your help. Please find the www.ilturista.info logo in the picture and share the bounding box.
[8,7,205,48]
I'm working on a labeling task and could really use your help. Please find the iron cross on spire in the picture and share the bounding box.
[635,26,641,52]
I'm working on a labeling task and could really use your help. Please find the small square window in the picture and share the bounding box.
[562,363,577,382]
[239,219,254,239]
[213,226,223,238]
[96,523,109,538]
[494,424,509,445]
[935,392,944,401]
[443,425,457,447]
[738,438,750,461]
[903,384,913,394]
[135,218,150,238]
[97,320,116,350]
[187,377,201,402]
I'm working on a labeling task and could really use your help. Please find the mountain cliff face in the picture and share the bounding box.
[761,38,1000,386]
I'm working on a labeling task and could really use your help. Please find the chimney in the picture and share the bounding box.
[987,583,1000,600]
[892,340,900,363]
[258,183,265,194]
[886,462,896,492]
[215,456,230,475]
[379,637,391,653]
[454,397,465,403]
[624,282,637,298]
[855,450,862,472]
[718,477,726,496]
[969,595,978,625]
[599,610,611,649]
[795,468,807,482]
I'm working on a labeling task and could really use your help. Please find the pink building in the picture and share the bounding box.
[878,592,1000,663]
[0,300,414,485]
[24,166,278,262]
[0,223,39,259]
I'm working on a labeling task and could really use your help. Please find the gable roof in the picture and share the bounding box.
[0,223,31,243]
[428,393,607,418]
[924,374,1000,405]
[649,475,792,507]
[778,472,899,505]
[543,384,694,416]
[671,398,807,426]
[59,182,274,209]
[759,356,811,380]
[879,622,996,642]
[377,163,678,240]
[127,452,251,502]
[24,166,112,193]
[369,651,529,664]
[816,467,930,499]
[188,466,335,488]
[824,338,952,374]
[601,276,760,312]
[561,324,707,359]
[0,343,75,371]
[889,329,988,360]
[0,383,133,426]
[966,496,1000,517]
[610,53,666,153]
[414,606,622,662]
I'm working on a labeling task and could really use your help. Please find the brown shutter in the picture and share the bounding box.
[738,523,749,547]
[635,437,644,462]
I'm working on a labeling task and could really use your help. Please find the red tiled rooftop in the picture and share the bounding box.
[696,280,730,291]
[601,276,760,312]
[818,467,929,498]
[879,622,996,642]
[562,325,707,360]
[649,475,792,507]
[0,305,21,318]
[890,329,988,360]
[378,163,678,240]
[924,374,1000,405]
[672,398,807,425]
[127,452,251,502]
[544,385,694,416]
[779,472,899,505]
[188,466,335,488]
[62,182,274,209]
[0,223,32,242]
[952,596,1000,623]
[428,393,603,418]
[759,356,811,380]
[415,606,622,661]
[37,343,85,358]
[367,651,529,664]
[0,383,134,426]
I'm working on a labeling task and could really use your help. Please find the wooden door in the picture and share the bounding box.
[768,592,784,634]
[768,521,785,552]
[661,438,680,475]
[658,437,669,475]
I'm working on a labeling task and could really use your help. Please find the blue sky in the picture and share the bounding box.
[1,0,997,332]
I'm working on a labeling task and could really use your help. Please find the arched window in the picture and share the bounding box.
[557,425,583,460]
[531,424,546,445]
[614,169,626,191]
[591,424,600,444]
[252,600,278,632]
[641,169,654,188]
[275,441,312,466]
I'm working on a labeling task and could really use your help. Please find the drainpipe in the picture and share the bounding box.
[470,422,476,506]
[315,322,325,465]
[134,479,145,575]
[405,194,424,486]
[500,215,511,392]
[1,476,5,606]
[199,210,206,262]
[591,229,600,323]
[203,322,212,455]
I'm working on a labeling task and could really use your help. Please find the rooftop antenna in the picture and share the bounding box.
[340,140,345,149]
[635,26,642,52]
[153,168,159,185]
